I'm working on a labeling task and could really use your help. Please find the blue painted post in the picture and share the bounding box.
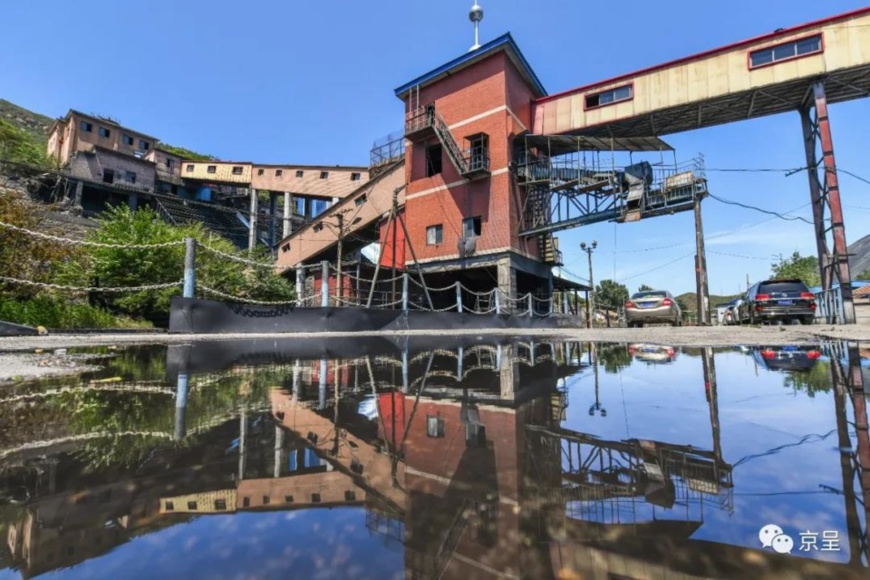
[174,372,189,441]
[183,238,196,299]
[456,283,463,313]
[321,261,329,307]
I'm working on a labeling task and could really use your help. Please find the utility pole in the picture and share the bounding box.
[581,241,597,328]
[694,196,710,325]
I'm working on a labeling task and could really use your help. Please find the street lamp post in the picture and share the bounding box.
[580,241,597,329]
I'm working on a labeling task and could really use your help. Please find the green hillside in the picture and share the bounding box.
[0,99,53,144]
[677,292,742,309]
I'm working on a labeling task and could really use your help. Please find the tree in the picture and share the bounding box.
[0,119,50,168]
[595,279,629,309]
[638,284,654,292]
[855,268,870,281]
[771,252,820,287]
[84,205,295,322]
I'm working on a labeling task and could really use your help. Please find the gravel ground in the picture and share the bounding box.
[1,325,867,382]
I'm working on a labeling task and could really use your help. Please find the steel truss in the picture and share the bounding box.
[800,82,856,323]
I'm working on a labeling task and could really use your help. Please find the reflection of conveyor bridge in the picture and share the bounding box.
[514,135,708,237]
[528,424,733,524]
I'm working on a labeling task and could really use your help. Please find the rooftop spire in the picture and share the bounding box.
[469,2,484,51]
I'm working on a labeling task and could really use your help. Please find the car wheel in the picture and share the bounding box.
[801,316,815,326]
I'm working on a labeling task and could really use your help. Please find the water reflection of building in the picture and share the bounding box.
[2,340,868,579]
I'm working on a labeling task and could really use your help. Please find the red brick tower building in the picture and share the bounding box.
[392,34,557,309]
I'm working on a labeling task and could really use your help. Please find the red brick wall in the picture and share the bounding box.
[402,51,542,263]
[379,212,406,269]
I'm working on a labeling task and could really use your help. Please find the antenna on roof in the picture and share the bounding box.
[469,2,483,51]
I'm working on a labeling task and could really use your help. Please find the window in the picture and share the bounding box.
[354,194,367,207]
[749,34,822,69]
[166,158,173,168]
[426,224,443,245]
[467,134,489,172]
[311,199,328,217]
[80,121,93,132]
[187,501,198,510]
[284,495,294,503]
[311,493,322,503]
[262,495,271,505]
[466,424,486,448]
[351,459,364,474]
[122,134,134,146]
[186,164,194,172]
[427,415,445,438]
[585,85,633,109]
[207,165,217,174]
[214,499,227,510]
[351,172,361,181]
[281,243,290,253]
[345,491,357,501]
[462,216,481,237]
[320,171,329,179]
[125,171,136,184]
[139,140,150,151]
[243,497,251,507]
[98,126,111,138]
[232,166,244,175]
[102,169,115,184]
[313,222,324,232]
[276,169,283,177]
[425,144,443,177]
[296,170,304,178]
[164,501,174,511]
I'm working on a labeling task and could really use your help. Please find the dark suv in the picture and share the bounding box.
[738,279,817,325]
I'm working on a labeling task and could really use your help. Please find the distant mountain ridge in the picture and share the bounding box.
[0,99,53,144]
[848,233,870,278]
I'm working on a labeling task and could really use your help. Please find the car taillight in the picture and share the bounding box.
[807,350,821,360]
[760,349,777,359]
[625,301,636,309]
[756,304,764,311]
[662,298,673,306]
[756,294,770,301]
[800,292,815,300]
[810,303,816,310]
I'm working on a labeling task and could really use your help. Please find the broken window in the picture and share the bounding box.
[276,169,283,177]
[207,165,217,174]
[232,166,243,175]
[125,171,136,184]
[462,216,481,237]
[585,84,633,109]
[166,158,173,168]
[139,140,149,151]
[102,169,115,184]
[320,171,329,179]
[257,168,264,176]
[311,493,322,503]
[187,501,197,510]
[351,172,361,181]
[122,134,134,145]
[164,502,174,511]
[296,170,304,178]
[80,121,93,132]
[98,126,111,138]
[354,194,367,207]
[344,491,356,501]
[425,144,443,177]
[186,164,194,172]
[214,499,227,510]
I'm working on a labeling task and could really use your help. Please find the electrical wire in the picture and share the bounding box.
[619,253,695,283]
[708,250,773,261]
[706,192,814,224]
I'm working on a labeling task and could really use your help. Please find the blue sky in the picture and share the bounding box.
[2,0,869,296]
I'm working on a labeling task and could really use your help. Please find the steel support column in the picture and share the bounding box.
[800,82,856,324]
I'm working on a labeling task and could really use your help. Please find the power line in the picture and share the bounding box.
[708,250,772,261]
[619,253,694,283]
[706,192,814,224]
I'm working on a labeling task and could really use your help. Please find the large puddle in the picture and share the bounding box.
[1,338,868,579]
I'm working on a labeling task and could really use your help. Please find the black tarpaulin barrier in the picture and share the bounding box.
[0,320,38,337]
[169,297,570,335]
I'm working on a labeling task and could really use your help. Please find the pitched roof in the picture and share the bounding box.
[395,32,546,99]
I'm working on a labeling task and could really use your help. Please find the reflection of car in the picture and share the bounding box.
[625,290,681,327]
[751,345,821,372]
[629,343,677,363]
[738,279,816,325]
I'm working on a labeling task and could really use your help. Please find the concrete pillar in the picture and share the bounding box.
[296,265,305,307]
[248,188,258,253]
[283,192,293,238]
[73,180,83,207]
[497,257,516,315]
[128,192,138,211]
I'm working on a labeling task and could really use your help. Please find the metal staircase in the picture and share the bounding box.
[405,104,490,180]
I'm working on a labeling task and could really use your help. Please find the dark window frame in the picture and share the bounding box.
[351,172,361,181]
[462,216,482,238]
[320,171,329,179]
[139,140,150,151]
[80,121,93,133]
[124,170,137,184]
[425,144,443,177]
[122,134,134,146]
[427,415,445,438]
[276,169,284,177]
[207,165,217,174]
[186,164,194,172]
[748,33,824,70]
[426,224,443,245]
[584,84,634,111]
[232,166,244,175]
[102,169,115,184]
[98,126,111,138]
[296,170,304,178]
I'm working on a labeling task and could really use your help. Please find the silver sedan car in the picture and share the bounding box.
[625,290,682,327]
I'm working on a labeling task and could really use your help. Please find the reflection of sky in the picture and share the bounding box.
[30,508,402,580]
[563,347,862,565]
